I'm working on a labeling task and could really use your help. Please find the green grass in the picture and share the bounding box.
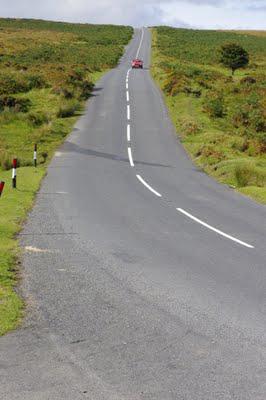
[0,18,133,335]
[0,167,45,335]
[151,27,266,204]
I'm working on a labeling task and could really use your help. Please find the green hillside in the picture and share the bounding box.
[152,27,266,203]
[0,18,133,335]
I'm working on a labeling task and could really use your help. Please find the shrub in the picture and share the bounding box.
[26,74,47,89]
[0,73,29,95]
[41,151,48,163]
[79,79,94,99]
[240,76,256,85]
[0,96,31,112]
[203,93,225,118]
[57,100,80,118]
[27,111,50,126]
[181,118,201,135]
[235,164,253,187]
[235,163,266,187]
[67,68,86,85]
[52,86,75,99]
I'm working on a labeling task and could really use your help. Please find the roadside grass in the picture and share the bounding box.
[0,73,103,336]
[0,18,133,335]
[151,28,266,204]
[0,167,45,335]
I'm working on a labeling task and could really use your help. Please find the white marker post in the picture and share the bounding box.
[12,158,17,189]
[34,144,37,167]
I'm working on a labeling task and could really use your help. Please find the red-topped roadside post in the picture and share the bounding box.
[0,181,5,197]
[12,158,17,189]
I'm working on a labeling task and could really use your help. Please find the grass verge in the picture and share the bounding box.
[0,71,106,336]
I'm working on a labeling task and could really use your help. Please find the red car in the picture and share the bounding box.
[131,59,143,69]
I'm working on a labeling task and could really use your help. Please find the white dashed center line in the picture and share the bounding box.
[136,28,144,59]
[177,208,254,248]
[128,147,134,167]
[136,175,162,198]
[127,124,131,142]
[126,91,129,102]
[127,104,130,120]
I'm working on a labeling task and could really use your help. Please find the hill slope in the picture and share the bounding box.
[152,27,266,203]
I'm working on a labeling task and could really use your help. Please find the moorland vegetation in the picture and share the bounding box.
[152,27,266,203]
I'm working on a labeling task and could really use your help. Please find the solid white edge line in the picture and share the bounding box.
[177,208,254,249]
[126,91,129,102]
[128,147,134,167]
[127,104,130,120]
[136,28,145,59]
[127,124,131,141]
[136,175,162,198]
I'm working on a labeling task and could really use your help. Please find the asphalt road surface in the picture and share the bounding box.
[1,28,266,400]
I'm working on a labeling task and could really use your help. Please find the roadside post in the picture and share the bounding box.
[0,181,5,197]
[12,158,17,189]
[34,144,37,167]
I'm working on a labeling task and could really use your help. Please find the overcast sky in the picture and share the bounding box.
[0,0,265,29]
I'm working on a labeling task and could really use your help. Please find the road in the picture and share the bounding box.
[1,28,266,400]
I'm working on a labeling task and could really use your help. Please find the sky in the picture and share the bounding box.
[0,0,265,29]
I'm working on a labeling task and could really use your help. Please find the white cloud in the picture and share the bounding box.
[0,0,265,29]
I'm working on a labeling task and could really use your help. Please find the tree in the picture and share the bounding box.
[220,43,249,75]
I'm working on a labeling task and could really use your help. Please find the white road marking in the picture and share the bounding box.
[128,147,134,167]
[136,28,145,59]
[136,175,162,198]
[25,246,52,253]
[177,208,254,249]
[55,151,62,157]
[123,28,254,251]
[127,124,131,142]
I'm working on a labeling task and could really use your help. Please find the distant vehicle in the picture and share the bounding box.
[132,59,143,69]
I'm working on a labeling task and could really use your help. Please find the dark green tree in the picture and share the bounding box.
[220,43,249,75]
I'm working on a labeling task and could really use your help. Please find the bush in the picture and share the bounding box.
[0,96,31,112]
[235,163,266,187]
[27,111,50,126]
[240,76,256,85]
[52,85,75,99]
[181,118,201,135]
[57,100,80,118]
[67,68,86,85]
[203,93,225,118]
[0,73,29,95]
[27,74,47,89]
[79,79,94,99]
